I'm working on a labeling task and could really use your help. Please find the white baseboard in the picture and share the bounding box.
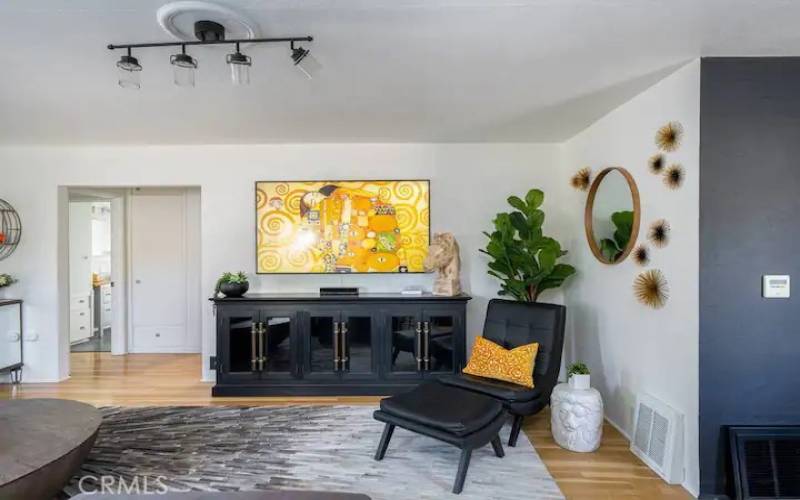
[604,415,631,440]
[604,416,697,498]
[128,347,201,354]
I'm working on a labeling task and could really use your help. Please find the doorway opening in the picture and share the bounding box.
[62,187,202,378]
[68,190,122,354]
[69,200,111,352]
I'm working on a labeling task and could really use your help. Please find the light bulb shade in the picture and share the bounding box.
[118,67,141,89]
[291,46,321,80]
[227,51,251,85]
[170,53,197,87]
[116,54,142,72]
[116,54,142,89]
[170,53,197,69]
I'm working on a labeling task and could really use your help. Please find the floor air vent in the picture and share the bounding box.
[730,426,800,499]
[630,393,684,484]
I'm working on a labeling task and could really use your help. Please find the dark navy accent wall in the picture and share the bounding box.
[700,58,800,497]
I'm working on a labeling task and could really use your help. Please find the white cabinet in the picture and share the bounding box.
[95,284,112,331]
[69,301,91,342]
[0,301,22,372]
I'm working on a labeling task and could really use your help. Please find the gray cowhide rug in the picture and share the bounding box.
[62,406,564,500]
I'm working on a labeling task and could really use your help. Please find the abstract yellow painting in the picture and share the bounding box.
[256,180,430,273]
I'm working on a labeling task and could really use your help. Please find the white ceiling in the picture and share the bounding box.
[1,0,799,145]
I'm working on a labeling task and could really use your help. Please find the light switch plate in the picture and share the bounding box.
[763,275,790,298]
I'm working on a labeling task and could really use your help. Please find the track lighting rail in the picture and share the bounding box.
[109,21,318,88]
[107,36,313,51]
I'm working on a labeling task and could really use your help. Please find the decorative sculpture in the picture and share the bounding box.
[550,383,604,453]
[424,232,462,296]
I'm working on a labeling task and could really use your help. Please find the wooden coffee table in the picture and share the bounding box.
[0,399,101,499]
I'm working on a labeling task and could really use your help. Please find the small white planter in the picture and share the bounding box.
[569,374,591,390]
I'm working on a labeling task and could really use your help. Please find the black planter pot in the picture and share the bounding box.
[219,281,249,298]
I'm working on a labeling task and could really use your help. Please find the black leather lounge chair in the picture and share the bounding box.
[439,299,566,447]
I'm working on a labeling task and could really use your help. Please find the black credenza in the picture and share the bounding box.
[211,293,471,397]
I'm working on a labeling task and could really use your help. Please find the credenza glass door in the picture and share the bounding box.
[423,313,457,375]
[262,315,294,375]
[307,312,338,376]
[385,307,424,378]
[218,306,261,382]
[340,312,375,376]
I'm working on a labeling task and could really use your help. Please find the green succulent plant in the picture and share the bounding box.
[481,188,576,302]
[567,362,590,376]
[215,271,248,294]
[0,274,16,288]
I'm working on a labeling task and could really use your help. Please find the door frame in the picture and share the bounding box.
[63,188,129,365]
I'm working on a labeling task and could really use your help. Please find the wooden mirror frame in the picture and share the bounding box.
[584,166,641,265]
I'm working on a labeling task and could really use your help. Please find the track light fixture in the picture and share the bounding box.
[226,43,251,86]
[116,48,142,89]
[290,42,321,80]
[107,21,314,89]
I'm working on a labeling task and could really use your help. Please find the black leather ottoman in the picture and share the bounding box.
[372,382,507,494]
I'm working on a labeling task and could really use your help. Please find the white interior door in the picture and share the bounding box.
[130,190,188,352]
[69,202,93,343]
[110,196,126,355]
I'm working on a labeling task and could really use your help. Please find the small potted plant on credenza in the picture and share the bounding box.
[215,272,249,298]
[567,362,591,390]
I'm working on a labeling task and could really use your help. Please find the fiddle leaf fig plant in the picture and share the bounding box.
[599,210,634,262]
[481,188,576,302]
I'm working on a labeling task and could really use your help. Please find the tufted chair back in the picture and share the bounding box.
[482,299,566,394]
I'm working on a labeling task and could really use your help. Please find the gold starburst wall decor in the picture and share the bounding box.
[648,219,671,248]
[634,269,669,309]
[570,167,592,191]
[649,153,665,174]
[664,163,685,189]
[655,121,684,152]
[633,244,650,266]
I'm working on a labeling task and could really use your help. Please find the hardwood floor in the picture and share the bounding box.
[1,353,692,499]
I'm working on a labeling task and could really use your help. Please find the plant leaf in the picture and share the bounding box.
[507,196,527,212]
[525,189,544,209]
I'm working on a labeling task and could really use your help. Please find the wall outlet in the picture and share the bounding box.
[763,275,790,299]
[209,356,217,370]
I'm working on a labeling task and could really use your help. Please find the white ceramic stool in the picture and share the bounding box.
[550,382,604,452]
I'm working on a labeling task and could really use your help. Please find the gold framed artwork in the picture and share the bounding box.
[255,180,430,274]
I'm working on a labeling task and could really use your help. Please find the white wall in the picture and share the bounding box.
[0,143,565,383]
[561,61,700,495]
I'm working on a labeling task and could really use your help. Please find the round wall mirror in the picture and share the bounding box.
[584,167,640,264]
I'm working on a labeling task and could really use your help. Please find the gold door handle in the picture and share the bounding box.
[251,321,258,371]
[340,322,349,369]
[423,321,431,371]
[415,321,423,372]
[333,321,340,372]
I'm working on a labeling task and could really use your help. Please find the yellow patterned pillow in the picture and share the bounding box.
[463,336,538,388]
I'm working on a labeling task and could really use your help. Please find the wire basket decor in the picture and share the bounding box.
[0,199,22,261]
